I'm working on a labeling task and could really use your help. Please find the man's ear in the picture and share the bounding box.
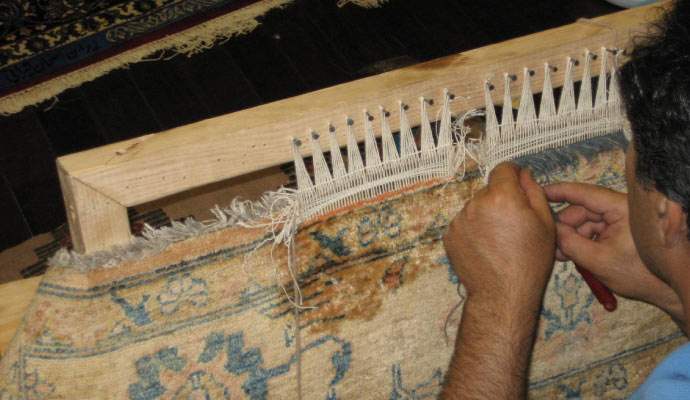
[657,195,686,247]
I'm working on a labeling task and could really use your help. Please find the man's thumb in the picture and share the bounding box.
[556,222,599,267]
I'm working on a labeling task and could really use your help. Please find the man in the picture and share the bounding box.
[440,1,690,398]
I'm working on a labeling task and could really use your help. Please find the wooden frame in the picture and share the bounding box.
[0,3,665,355]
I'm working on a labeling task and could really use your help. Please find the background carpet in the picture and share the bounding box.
[0,0,297,114]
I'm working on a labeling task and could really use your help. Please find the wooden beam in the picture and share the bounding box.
[58,163,131,253]
[0,276,41,356]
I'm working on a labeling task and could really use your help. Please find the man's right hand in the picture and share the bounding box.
[544,182,685,328]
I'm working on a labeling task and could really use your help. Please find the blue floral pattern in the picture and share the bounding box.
[389,364,443,400]
[311,228,352,256]
[541,263,594,339]
[23,370,54,400]
[593,362,628,398]
[157,274,208,316]
[129,331,352,400]
[129,347,186,400]
[172,371,230,400]
[358,205,403,247]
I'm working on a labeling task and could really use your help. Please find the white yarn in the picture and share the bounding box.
[482,48,624,175]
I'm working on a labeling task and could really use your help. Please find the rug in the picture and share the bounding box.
[0,0,391,115]
[0,0,273,114]
[0,133,685,398]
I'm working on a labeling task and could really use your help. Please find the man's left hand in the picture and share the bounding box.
[443,162,556,307]
[440,163,557,399]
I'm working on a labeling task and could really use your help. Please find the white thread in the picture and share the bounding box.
[329,126,347,180]
[311,131,332,186]
[484,48,623,172]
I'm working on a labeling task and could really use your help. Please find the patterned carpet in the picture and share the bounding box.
[0,133,685,398]
[0,0,290,114]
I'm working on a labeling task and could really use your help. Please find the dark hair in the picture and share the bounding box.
[618,0,690,239]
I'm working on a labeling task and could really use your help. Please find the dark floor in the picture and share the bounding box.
[0,0,622,253]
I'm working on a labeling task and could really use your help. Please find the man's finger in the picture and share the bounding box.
[576,221,607,239]
[557,205,604,228]
[544,182,625,221]
[519,167,552,221]
[485,163,527,205]
[487,162,521,189]
[556,222,600,268]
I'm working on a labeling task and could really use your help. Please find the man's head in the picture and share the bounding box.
[618,0,690,285]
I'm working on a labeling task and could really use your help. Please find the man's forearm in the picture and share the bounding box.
[440,293,542,400]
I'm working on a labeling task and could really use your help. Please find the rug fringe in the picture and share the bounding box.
[49,187,297,272]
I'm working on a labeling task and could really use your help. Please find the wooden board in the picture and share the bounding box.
[55,4,662,254]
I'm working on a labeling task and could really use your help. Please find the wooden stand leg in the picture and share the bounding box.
[58,163,131,254]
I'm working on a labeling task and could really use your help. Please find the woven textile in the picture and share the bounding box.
[0,0,291,114]
[0,134,685,398]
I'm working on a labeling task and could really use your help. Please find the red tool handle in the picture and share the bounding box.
[575,265,617,312]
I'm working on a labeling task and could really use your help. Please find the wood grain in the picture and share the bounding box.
[58,163,131,253]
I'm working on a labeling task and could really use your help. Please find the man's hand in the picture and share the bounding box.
[443,163,556,305]
[440,163,556,400]
[544,182,684,326]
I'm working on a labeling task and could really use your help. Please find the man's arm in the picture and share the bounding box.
[441,163,556,399]
[441,291,544,399]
